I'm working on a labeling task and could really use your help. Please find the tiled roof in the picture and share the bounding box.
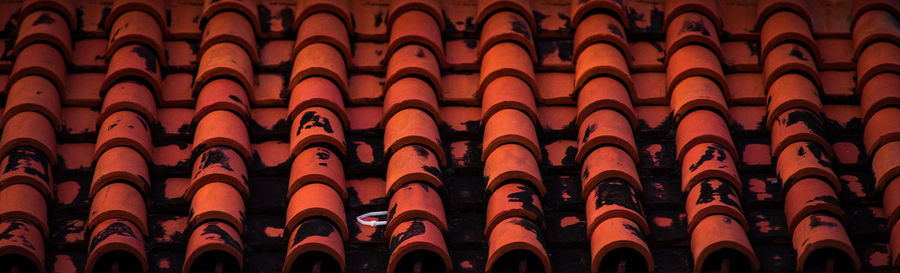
[0,0,898,272]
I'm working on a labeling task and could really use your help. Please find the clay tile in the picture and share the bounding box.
[791,213,860,273]
[388,10,445,66]
[289,77,348,128]
[386,182,447,236]
[665,12,722,62]
[576,77,635,128]
[573,14,629,63]
[485,182,543,237]
[864,107,900,155]
[484,144,545,196]
[88,182,148,237]
[755,0,811,30]
[664,0,723,34]
[857,42,900,90]
[193,78,250,124]
[670,76,729,125]
[187,146,249,201]
[770,108,831,159]
[485,217,550,273]
[101,44,162,97]
[581,146,641,199]
[385,44,442,95]
[294,0,351,33]
[99,81,158,125]
[290,43,348,94]
[384,108,445,166]
[482,76,538,123]
[384,77,441,124]
[585,179,648,237]
[200,11,259,64]
[295,12,351,65]
[483,108,540,161]
[91,146,150,198]
[183,221,244,272]
[0,184,48,237]
[479,11,537,63]
[86,218,148,273]
[685,178,747,233]
[388,0,444,31]
[8,43,66,93]
[13,11,72,62]
[285,182,348,240]
[759,11,817,63]
[589,217,654,273]
[852,0,900,27]
[675,110,736,164]
[94,110,152,162]
[784,177,844,233]
[2,75,61,132]
[289,146,346,199]
[776,141,840,192]
[576,109,637,163]
[853,10,900,58]
[386,144,443,195]
[477,0,534,27]
[571,0,627,29]
[690,214,760,273]
[201,0,260,35]
[883,177,900,228]
[290,106,346,157]
[665,45,726,97]
[194,43,255,98]
[104,0,166,33]
[193,110,252,161]
[478,42,536,98]
[21,0,76,30]
[283,218,346,273]
[861,73,900,124]
[188,182,246,235]
[106,10,165,65]
[873,141,900,191]
[575,43,632,94]
[387,218,451,273]
[681,143,741,193]
[0,219,45,273]
[0,112,56,165]
[762,43,820,92]
[766,73,823,127]
[0,147,53,199]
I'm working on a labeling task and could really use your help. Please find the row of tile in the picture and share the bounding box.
[853,1,900,269]
[570,2,655,273]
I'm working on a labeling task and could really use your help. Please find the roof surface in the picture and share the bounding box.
[0,0,898,272]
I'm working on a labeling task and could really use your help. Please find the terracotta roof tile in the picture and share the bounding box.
[3,0,900,271]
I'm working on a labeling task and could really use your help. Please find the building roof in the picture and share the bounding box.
[0,0,898,272]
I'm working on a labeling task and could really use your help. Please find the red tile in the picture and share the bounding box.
[442,73,480,105]
[384,77,440,123]
[387,219,451,273]
[86,218,149,273]
[864,107,900,155]
[690,214,759,272]
[685,178,747,234]
[483,76,538,122]
[188,182,245,234]
[89,182,148,236]
[385,182,447,236]
[0,111,57,164]
[585,179,648,237]
[681,143,741,194]
[535,72,575,105]
[0,183,49,236]
[384,108,444,165]
[258,40,292,70]
[483,108,540,162]
[674,110,736,164]
[183,221,243,271]
[666,45,726,96]
[284,218,346,272]
[72,39,108,70]
[783,177,843,233]
[289,147,346,200]
[760,11,818,65]
[628,41,665,72]
[484,143,544,196]
[589,217,654,273]
[861,73,900,124]
[857,42,900,91]
[193,110,251,160]
[195,43,255,98]
[296,12,350,65]
[386,144,442,195]
[92,146,150,197]
[485,217,550,273]
[107,10,165,64]
[285,182,348,240]
[188,146,249,201]
[3,75,62,131]
[581,146,641,199]
[730,106,766,133]
[575,43,631,94]
[352,42,387,72]
[479,42,536,97]
[776,141,839,193]
[791,213,859,272]
[576,109,637,164]
[670,76,728,124]
[665,11,722,63]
